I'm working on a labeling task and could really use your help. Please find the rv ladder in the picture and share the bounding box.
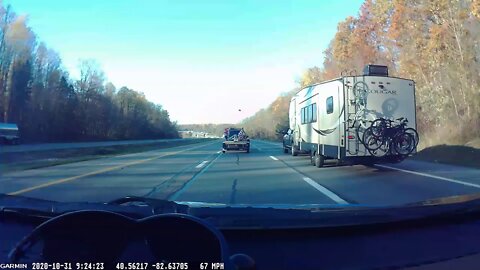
[346,76,360,155]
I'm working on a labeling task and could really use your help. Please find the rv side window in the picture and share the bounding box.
[304,107,307,124]
[301,104,318,124]
[306,105,311,123]
[326,96,333,114]
[301,107,305,124]
[312,103,317,122]
[300,108,302,124]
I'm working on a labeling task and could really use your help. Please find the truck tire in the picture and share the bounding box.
[291,145,298,156]
[315,152,325,168]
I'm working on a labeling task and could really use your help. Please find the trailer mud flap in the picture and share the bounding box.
[322,144,339,159]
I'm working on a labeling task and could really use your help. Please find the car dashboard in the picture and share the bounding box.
[3,196,480,270]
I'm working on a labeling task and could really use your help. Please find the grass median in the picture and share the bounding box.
[1,139,216,173]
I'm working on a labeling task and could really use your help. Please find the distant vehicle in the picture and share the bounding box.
[284,64,418,167]
[222,127,250,153]
[0,123,20,145]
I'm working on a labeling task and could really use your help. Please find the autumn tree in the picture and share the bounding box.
[246,0,479,145]
[0,2,178,142]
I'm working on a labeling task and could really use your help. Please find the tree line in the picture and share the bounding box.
[0,3,178,142]
[243,0,480,147]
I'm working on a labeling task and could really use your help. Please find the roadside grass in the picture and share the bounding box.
[412,143,480,169]
[0,139,215,173]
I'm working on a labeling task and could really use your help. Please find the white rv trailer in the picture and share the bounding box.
[288,65,417,167]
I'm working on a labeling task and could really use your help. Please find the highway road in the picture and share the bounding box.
[1,139,480,206]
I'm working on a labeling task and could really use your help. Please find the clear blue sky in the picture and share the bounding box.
[4,0,364,124]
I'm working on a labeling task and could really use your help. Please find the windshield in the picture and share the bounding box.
[227,129,240,136]
[0,1,479,223]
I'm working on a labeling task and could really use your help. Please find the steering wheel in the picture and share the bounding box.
[8,210,131,265]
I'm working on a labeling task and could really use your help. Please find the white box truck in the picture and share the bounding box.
[284,65,418,167]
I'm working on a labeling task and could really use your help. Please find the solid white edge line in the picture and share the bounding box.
[269,156,279,161]
[195,160,209,169]
[375,164,480,189]
[302,177,348,204]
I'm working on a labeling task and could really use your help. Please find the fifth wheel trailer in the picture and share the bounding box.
[286,65,417,167]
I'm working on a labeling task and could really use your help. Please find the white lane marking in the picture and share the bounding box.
[269,156,279,161]
[375,164,480,189]
[169,153,223,200]
[217,151,221,153]
[195,160,209,169]
[302,177,348,204]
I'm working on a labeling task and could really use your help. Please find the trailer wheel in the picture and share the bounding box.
[315,152,325,168]
[291,146,298,156]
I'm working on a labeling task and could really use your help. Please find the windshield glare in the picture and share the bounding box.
[0,0,479,221]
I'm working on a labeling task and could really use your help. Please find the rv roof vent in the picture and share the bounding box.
[363,65,388,77]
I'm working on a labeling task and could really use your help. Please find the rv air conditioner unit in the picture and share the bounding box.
[363,65,388,77]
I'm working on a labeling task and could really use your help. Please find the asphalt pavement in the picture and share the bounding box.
[1,139,480,206]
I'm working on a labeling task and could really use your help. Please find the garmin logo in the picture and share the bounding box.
[368,89,397,95]
[0,264,28,269]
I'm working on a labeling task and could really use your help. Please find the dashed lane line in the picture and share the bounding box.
[195,161,209,169]
[168,152,223,201]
